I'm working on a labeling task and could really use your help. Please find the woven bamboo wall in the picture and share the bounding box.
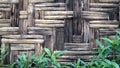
[0,0,119,63]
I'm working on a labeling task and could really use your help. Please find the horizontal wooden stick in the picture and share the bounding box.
[19,11,27,14]
[29,0,54,3]
[55,51,94,55]
[35,7,66,11]
[83,16,109,20]
[0,4,11,7]
[35,3,65,7]
[35,24,64,27]
[99,0,119,3]
[1,38,44,43]
[44,11,73,15]
[0,8,11,11]
[0,32,18,35]
[0,23,10,27]
[89,8,116,12]
[28,31,53,35]
[11,44,35,50]
[19,15,28,19]
[44,16,73,19]
[28,27,52,30]
[0,27,19,31]
[90,24,119,28]
[0,19,11,23]
[64,43,89,46]
[89,20,118,24]
[82,11,108,15]
[2,35,44,39]
[0,0,19,3]
[90,3,118,7]
[35,19,64,24]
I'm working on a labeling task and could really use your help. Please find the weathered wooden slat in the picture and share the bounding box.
[0,4,10,7]
[2,35,44,39]
[58,55,94,61]
[89,8,117,12]
[0,23,10,27]
[64,45,88,48]
[28,27,52,30]
[0,19,11,23]
[35,3,65,7]
[90,3,118,7]
[44,16,73,19]
[11,44,35,50]
[64,43,89,46]
[0,0,19,3]
[19,11,28,15]
[65,48,89,51]
[55,51,94,55]
[35,7,66,11]
[29,0,54,3]
[1,39,44,43]
[82,11,108,15]
[57,56,78,59]
[99,0,119,3]
[35,24,64,27]
[0,8,11,11]
[35,19,64,24]
[90,24,119,28]
[19,15,28,19]
[83,15,109,20]
[0,27,18,31]
[89,20,118,24]
[0,32,18,35]
[99,28,120,31]
[28,27,53,35]
[44,11,73,15]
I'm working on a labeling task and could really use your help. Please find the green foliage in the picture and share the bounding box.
[95,31,120,62]
[0,46,8,66]
[10,48,64,68]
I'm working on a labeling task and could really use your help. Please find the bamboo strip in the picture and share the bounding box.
[11,44,35,50]
[29,0,54,3]
[28,27,52,30]
[0,19,11,22]
[35,7,66,11]
[99,0,119,3]
[0,23,10,27]
[55,51,94,55]
[89,8,116,12]
[0,8,11,11]
[1,39,44,43]
[89,20,118,24]
[35,19,64,24]
[0,4,10,8]
[0,27,18,31]
[19,11,28,15]
[90,24,119,28]
[19,15,28,19]
[83,16,109,20]
[0,32,18,35]
[2,35,44,39]
[35,24,64,27]
[44,11,73,15]
[44,16,73,19]
[82,11,108,15]
[64,43,89,46]
[90,3,118,7]
[0,0,19,3]
[35,3,65,7]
